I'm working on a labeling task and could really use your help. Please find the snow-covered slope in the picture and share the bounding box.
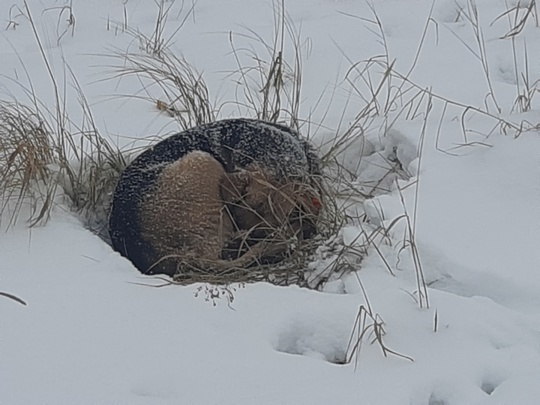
[1,0,539,403]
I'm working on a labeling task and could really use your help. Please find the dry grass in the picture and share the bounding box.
[0,2,128,236]
[0,94,127,237]
[227,0,304,131]
[0,101,55,227]
[493,0,538,39]
[105,49,215,131]
[330,0,539,311]
[101,0,213,131]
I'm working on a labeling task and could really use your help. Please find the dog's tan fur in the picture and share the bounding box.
[139,151,294,275]
[140,151,233,263]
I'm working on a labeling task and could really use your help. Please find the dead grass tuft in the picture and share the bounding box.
[0,100,56,227]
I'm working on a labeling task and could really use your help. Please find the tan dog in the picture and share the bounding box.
[139,151,290,275]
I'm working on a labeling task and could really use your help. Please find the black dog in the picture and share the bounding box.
[109,118,321,276]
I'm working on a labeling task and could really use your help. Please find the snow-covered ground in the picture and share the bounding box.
[1,0,540,403]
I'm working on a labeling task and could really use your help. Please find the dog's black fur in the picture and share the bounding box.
[109,118,320,276]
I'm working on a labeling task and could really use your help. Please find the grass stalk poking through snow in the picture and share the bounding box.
[226,0,304,131]
[345,273,414,368]
[0,2,126,235]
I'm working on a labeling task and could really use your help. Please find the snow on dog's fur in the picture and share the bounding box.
[139,151,234,273]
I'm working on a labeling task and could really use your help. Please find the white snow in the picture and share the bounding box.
[1,0,540,404]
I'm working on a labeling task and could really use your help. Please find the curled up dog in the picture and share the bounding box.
[109,118,322,278]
